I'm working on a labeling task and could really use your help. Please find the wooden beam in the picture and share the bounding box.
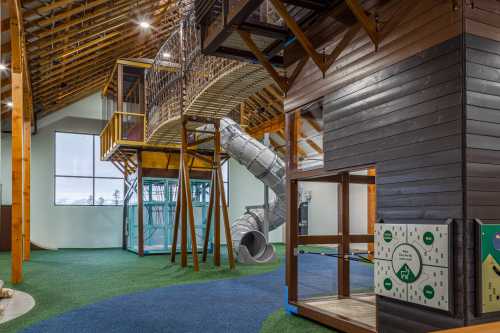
[23,90,32,261]
[269,0,324,71]
[10,0,24,284]
[345,0,379,48]
[237,30,288,92]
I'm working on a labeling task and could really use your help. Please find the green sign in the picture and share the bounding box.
[423,232,434,245]
[423,285,435,299]
[383,230,393,243]
[384,278,393,291]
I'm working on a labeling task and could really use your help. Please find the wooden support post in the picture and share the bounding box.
[10,1,24,284]
[215,122,235,269]
[202,171,215,262]
[367,168,376,261]
[117,64,123,113]
[23,97,31,261]
[338,172,350,298]
[171,165,182,263]
[345,0,379,48]
[137,151,145,257]
[182,156,200,272]
[180,124,188,267]
[11,71,23,283]
[286,112,298,302]
[213,124,222,267]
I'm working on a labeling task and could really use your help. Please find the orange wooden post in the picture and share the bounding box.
[23,97,31,261]
[10,2,24,284]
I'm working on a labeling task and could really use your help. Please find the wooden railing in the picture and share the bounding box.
[100,112,146,160]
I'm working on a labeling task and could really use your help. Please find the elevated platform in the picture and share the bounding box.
[148,61,273,145]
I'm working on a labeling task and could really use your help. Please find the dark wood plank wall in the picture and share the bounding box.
[464,0,500,325]
[324,36,465,333]
[285,0,462,112]
[285,1,468,332]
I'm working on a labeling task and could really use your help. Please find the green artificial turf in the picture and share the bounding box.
[261,309,336,333]
[0,247,281,333]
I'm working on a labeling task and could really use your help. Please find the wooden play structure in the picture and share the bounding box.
[196,0,500,332]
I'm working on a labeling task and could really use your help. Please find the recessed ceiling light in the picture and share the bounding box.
[7,101,13,108]
[0,64,7,71]
[139,21,151,29]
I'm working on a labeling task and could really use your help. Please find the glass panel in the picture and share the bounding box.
[55,177,93,205]
[95,178,124,205]
[298,181,338,236]
[55,132,93,176]
[298,243,338,301]
[294,100,324,171]
[94,136,123,178]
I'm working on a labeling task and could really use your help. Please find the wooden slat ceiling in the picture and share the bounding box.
[3,0,182,118]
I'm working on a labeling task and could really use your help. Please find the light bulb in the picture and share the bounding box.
[139,21,151,29]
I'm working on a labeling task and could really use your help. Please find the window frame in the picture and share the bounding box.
[54,131,124,207]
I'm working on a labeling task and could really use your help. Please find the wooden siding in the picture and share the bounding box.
[465,33,500,324]
[323,37,466,332]
[465,35,500,223]
[285,0,462,112]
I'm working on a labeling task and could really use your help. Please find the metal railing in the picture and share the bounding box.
[100,112,146,160]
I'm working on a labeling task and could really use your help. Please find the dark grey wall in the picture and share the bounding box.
[323,37,466,332]
[465,33,500,324]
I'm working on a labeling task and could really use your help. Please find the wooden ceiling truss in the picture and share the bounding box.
[3,0,182,118]
[195,0,421,93]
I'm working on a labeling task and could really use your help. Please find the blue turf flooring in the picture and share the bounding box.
[24,254,374,333]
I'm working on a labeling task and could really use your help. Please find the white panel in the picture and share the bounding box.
[408,265,449,311]
[374,223,450,311]
[408,224,449,267]
[375,223,406,260]
[375,259,407,301]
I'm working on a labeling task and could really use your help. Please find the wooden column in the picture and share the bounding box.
[338,172,350,298]
[171,168,182,263]
[137,151,144,257]
[286,112,298,302]
[198,121,235,269]
[215,121,235,269]
[10,1,24,284]
[213,124,222,266]
[367,168,376,260]
[180,125,188,267]
[23,97,31,261]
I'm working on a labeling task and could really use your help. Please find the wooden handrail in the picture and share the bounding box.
[99,111,147,160]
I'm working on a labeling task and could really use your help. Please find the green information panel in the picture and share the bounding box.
[480,224,500,314]
[375,223,450,311]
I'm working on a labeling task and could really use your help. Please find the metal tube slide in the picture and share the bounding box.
[219,118,285,264]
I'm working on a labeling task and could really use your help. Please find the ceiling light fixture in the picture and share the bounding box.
[162,52,171,59]
[139,21,151,29]
[0,63,8,71]
[6,101,13,108]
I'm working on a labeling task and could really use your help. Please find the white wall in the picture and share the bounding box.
[228,159,284,243]
[1,92,123,248]
[299,181,368,250]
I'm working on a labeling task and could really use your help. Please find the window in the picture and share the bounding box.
[55,132,123,206]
